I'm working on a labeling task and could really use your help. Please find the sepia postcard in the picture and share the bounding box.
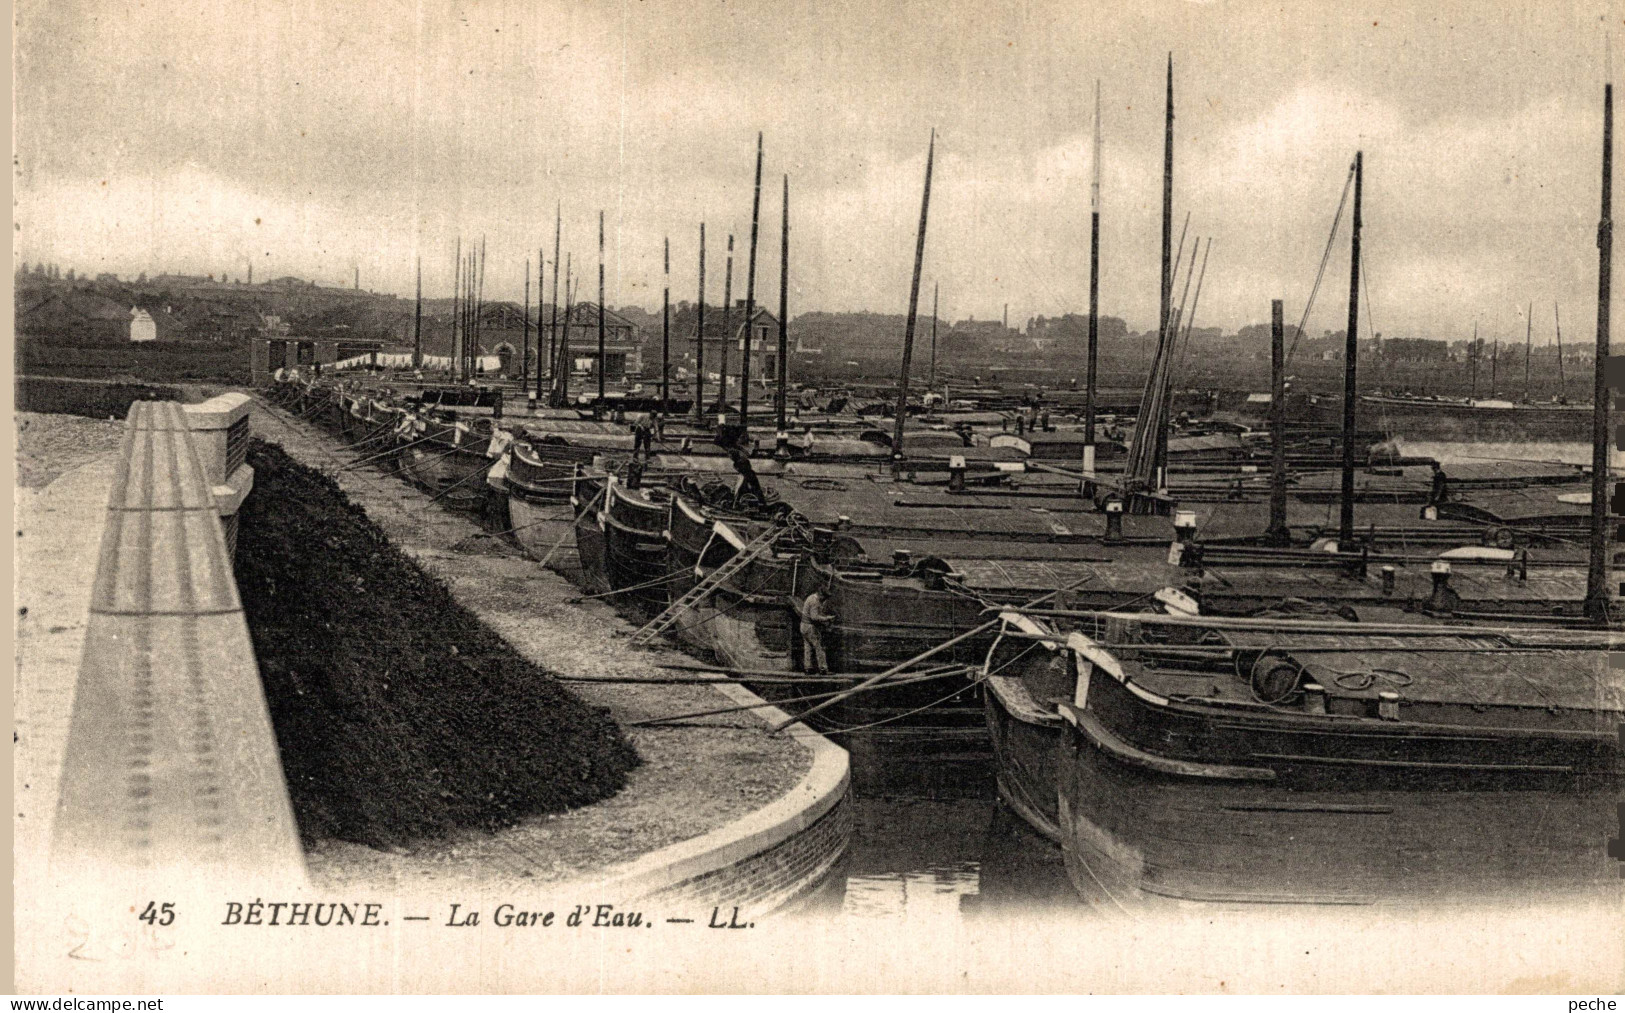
[11,0,1625,995]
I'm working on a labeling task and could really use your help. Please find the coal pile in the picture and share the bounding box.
[235,438,639,848]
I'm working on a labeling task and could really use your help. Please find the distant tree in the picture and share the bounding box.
[65,268,75,281]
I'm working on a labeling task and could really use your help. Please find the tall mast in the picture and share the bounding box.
[1586,81,1614,621]
[536,251,544,394]
[452,237,461,377]
[545,205,560,401]
[929,282,939,393]
[890,130,937,467]
[776,173,790,433]
[557,254,572,405]
[661,236,671,413]
[694,223,707,422]
[740,133,764,429]
[1085,78,1102,472]
[1339,151,1364,547]
[1524,301,1533,400]
[721,234,734,417]
[476,236,486,376]
[1555,302,1566,398]
[597,211,606,405]
[464,252,475,378]
[546,252,552,395]
[413,257,422,370]
[1469,321,1478,399]
[1155,55,1175,484]
[522,257,531,388]
[1267,299,1288,544]
[466,252,476,378]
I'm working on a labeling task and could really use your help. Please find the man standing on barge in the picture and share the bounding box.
[800,586,837,676]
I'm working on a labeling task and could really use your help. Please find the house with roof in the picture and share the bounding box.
[671,299,785,379]
[17,290,176,344]
[549,302,643,381]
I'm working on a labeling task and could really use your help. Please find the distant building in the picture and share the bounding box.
[130,307,157,342]
[677,300,783,377]
[554,302,643,381]
[17,290,145,343]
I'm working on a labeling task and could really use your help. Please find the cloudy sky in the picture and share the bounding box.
[13,0,1620,342]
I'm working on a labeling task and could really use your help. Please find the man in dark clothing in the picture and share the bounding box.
[727,444,767,507]
[632,413,655,458]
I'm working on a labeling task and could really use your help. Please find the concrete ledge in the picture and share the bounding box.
[182,391,254,432]
[573,679,850,917]
[51,401,303,885]
[212,465,255,518]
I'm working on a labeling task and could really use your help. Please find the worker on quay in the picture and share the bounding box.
[800,585,837,676]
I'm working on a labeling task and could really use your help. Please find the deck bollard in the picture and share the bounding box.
[1173,509,1197,543]
[1381,564,1396,596]
[1429,559,1454,611]
[1104,499,1124,543]
[1377,690,1402,720]
[1303,682,1328,715]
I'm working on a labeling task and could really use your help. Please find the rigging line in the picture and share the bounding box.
[628,667,972,728]
[816,678,982,735]
[1171,238,1214,384]
[1286,163,1356,367]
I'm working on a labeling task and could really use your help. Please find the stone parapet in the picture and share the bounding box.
[50,401,303,887]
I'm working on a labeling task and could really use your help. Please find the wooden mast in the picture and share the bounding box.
[1469,321,1478,399]
[1154,55,1175,487]
[545,205,560,401]
[929,282,939,394]
[413,257,422,370]
[463,252,474,379]
[522,258,531,388]
[463,251,474,378]
[776,174,790,434]
[1267,299,1288,544]
[536,250,544,395]
[890,130,937,469]
[452,237,461,378]
[1555,303,1567,399]
[661,237,671,413]
[739,133,764,429]
[1085,78,1101,473]
[694,224,707,422]
[720,234,734,418]
[476,236,486,376]
[1524,301,1533,401]
[1586,81,1614,621]
[557,254,572,406]
[1338,151,1364,548]
[596,211,606,407]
